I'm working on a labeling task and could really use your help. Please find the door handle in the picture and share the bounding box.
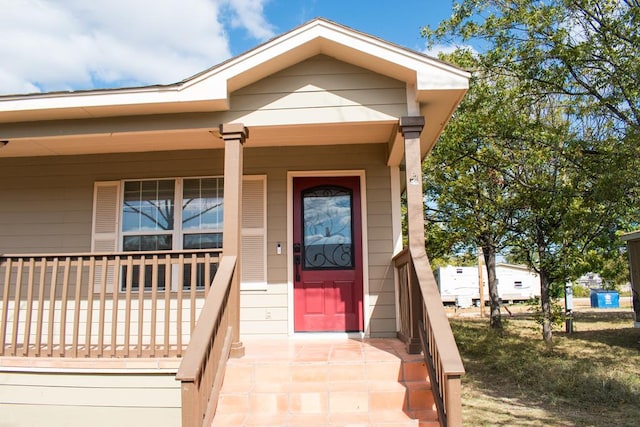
[294,254,301,281]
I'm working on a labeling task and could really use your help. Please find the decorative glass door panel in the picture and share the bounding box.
[302,186,353,270]
[293,176,363,332]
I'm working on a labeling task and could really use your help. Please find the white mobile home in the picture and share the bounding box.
[435,263,541,305]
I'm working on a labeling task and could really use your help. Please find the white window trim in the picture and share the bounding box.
[119,176,225,252]
[286,170,369,337]
[92,175,267,292]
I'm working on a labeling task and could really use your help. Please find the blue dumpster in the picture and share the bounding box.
[590,289,620,308]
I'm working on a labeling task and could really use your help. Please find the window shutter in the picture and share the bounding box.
[92,181,120,292]
[241,176,267,290]
[92,181,121,251]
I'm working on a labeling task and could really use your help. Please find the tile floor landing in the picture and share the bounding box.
[212,338,439,427]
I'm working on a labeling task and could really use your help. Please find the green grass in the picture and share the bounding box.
[453,311,640,426]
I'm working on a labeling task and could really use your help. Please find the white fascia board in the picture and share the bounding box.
[310,21,470,90]
[183,19,470,99]
[621,230,640,242]
[416,68,470,93]
[0,84,228,115]
[179,23,327,95]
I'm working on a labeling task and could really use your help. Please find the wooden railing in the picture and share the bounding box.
[394,248,465,427]
[0,250,220,358]
[176,255,236,427]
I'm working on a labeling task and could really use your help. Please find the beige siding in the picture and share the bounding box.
[0,142,396,338]
[217,55,407,126]
[0,151,225,253]
[0,371,180,427]
[243,144,395,337]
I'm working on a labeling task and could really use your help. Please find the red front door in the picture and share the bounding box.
[293,176,364,332]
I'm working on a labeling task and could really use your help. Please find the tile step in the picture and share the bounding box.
[212,339,441,426]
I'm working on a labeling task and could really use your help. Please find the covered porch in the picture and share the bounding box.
[0,119,464,427]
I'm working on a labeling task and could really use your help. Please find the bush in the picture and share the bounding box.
[571,285,591,298]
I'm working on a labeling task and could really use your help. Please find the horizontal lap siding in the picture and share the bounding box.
[224,55,406,125]
[0,151,225,254]
[0,372,180,427]
[359,166,396,337]
[0,145,396,339]
[243,144,395,337]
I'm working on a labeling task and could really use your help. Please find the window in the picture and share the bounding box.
[182,177,224,250]
[301,185,354,270]
[119,177,223,290]
[122,260,218,292]
[122,179,175,251]
[91,175,267,292]
[122,177,224,252]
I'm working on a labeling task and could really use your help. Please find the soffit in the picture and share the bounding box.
[0,121,395,158]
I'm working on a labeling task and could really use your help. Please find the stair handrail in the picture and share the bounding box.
[176,255,237,427]
[394,247,465,427]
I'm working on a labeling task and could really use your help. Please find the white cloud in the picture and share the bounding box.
[0,0,274,95]
[226,0,276,40]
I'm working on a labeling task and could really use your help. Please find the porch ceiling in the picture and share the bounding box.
[0,121,395,157]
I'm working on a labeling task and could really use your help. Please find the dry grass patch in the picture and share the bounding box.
[452,310,640,426]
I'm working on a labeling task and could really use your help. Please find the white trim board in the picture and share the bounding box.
[286,170,369,337]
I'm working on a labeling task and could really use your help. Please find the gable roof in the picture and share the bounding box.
[0,18,469,159]
[0,18,469,123]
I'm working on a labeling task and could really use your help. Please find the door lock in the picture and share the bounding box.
[294,254,301,281]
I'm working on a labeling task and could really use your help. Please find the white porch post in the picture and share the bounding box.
[220,122,248,358]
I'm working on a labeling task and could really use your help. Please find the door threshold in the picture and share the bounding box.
[291,332,366,340]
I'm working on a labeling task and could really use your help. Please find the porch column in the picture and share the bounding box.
[622,234,640,327]
[400,116,426,256]
[399,116,426,354]
[220,122,248,358]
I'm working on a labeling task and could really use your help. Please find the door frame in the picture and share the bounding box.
[287,170,369,336]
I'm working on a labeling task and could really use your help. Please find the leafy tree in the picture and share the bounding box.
[424,50,519,329]
[582,246,630,290]
[423,0,640,342]
[423,0,640,133]
[504,95,636,342]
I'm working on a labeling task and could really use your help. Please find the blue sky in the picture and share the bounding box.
[0,0,458,96]
[227,1,456,56]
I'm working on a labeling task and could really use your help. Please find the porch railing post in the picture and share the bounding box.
[399,116,426,354]
[220,122,248,358]
[406,258,424,354]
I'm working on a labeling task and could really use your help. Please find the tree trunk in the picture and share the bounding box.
[483,244,502,329]
[539,268,553,343]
